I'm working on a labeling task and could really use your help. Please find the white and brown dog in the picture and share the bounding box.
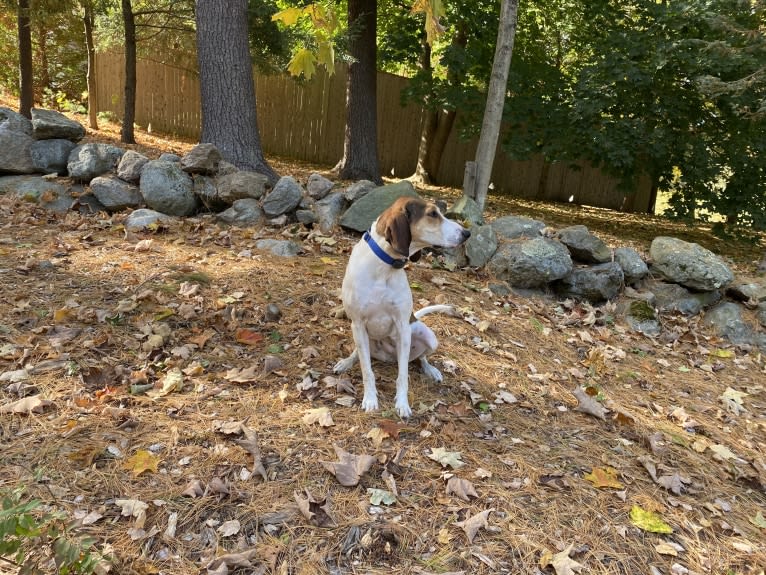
[334,196,470,418]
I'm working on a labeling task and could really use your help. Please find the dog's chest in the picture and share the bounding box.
[342,268,412,338]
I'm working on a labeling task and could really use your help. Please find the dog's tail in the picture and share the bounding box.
[414,304,459,320]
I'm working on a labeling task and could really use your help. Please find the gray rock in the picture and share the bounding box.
[464,224,498,267]
[89,175,142,212]
[490,215,546,240]
[124,208,177,231]
[139,159,198,216]
[703,302,756,346]
[315,191,348,233]
[0,131,36,174]
[72,192,106,215]
[614,247,649,284]
[67,143,124,182]
[649,281,721,316]
[726,282,766,304]
[441,246,468,269]
[621,299,662,337]
[217,161,238,176]
[306,173,334,200]
[117,150,149,183]
[216,198,264,227]
[0,107,32,135]
[159,153,181,163]
[296,209,317,226]
[215,170,269,203]
[0,175,68,209]
[181,143,221,175]
[263,176,303,217]
[29,139,76,175]
[650,236,734,291]
[445,195,484,226]
[555,262,624,302]
[193,175,227,212]
[30,108,85,141]
[339,180,419,232]
[556,225,611,263]
[255,238,301,257]
[758,303,766,328]
[488,237,573,288]
[344,180,377,202]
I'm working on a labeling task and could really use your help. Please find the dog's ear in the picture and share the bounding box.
[377,202,412,256]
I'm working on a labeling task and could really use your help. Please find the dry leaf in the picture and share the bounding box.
[454,508,493,543]
[181,479,205,498]
[224,366,259,383]
[115,498,148,526]
[657,472,691,495]
[147,367,184,398]
[548,543,585,575]
[446,476,479,501]
[572,387,607,420]
[0,394,53,414]
[303,407,334,427]
[293,489,335,527]
[235,328,264,346]
[428,447,465,469]
[320,444,375,487]
[217,519,241,537]
[205,548,258,574]
[123,450,160,476]
[584,467,624,489]
[234,424,268,481]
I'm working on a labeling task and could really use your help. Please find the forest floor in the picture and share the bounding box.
[1,103,765,575]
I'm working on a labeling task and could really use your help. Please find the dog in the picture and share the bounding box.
[334,196,470,418]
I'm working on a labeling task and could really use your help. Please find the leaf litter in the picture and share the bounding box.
[0,143,764,574]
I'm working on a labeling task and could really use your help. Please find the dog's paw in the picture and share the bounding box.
[394,398,412,419]
[333,357,353,374]
[421,362,443,383]
[361,394,379,412]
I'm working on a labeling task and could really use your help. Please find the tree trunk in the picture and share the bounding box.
[84,1,98,130]
[334,0,382,184]
[121,0,136,144]
[470,0,519,213]
[17,0,33,118]
[39,28,50,100]
[195,0,278,183]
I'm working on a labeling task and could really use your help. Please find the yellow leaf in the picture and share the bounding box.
[287,49,317,79]
[53,307,74,323]
[410,0,446,44]
[584,466,624,489]
[271,6,305,26]
[629,505,673,534]
[320,256,337,265]
[123,450,160,476]
[317,40,335,72]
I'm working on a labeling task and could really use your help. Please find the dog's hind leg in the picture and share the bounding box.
[411,322,443,382]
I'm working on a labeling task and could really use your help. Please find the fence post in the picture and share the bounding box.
[463,161,477,200]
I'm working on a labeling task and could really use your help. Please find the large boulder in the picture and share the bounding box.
[703,302,761,347]
[306,173,334,200]
[263,176,304,217]
[649,281,721,316]
[0,107,32,135]
[30,139,76,175]
[181,143,221,175]
[0,175,68,207]
[464,224,498,267]
[650,236,733,291]
[30,108,85,141]
[139,159,198,216]
[67,143,124,182]
[255,239,302,257]
[344,180,377,203]
[217,198,265,227]
[90,175,142,212]
[117,150,150,183]
[315,191,348,233]
[215,170,269,204]
[124,208,178,231]
[445,195,484,226]
[339,181,419,232]
[193,175,227,212]
[556,225,611,263]
[555,262,624,302]
[614,247,649,284]
[0,131,36,174]
[490,215,546,240]
[488,237,573,288]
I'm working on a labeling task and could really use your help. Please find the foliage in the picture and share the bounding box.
[271,2,340,79]
[0,486,103,574]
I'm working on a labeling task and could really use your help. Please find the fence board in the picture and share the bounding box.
[94,51,652,212]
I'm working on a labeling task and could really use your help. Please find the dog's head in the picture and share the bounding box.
[376,197,471,259]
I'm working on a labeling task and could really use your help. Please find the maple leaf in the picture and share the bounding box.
[294,489,335,526]
[123,450,160,476]
[303,407,335,427]
[446,476,479,501]
[0,394,53,414]
[571,387,607,420]
[548,543,585,575]
[428,447,465,469]
[719,387,748,415]
[235,328,264,346]
[584,467,624,489]
[224,365,260,383]
[148,367,184,398]
[320,444,375,486]
[629,505,673,534]
[367,488,396,505]
[454,508,493,543]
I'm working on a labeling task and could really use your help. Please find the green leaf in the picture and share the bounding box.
[316,41,335,74]
[287,49,317,79]
[367,488,397,506]
[630,505,673,534]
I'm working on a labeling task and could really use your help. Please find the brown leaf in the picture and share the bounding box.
[548,543,585,575]
[224,366,259,383]
[293,489,335,527]
[583,467,624,489]
[657,472,691,495]
[234,424,268,481]
[303,407,334,427]
[446,476,479,501]
[181,479,205,498]
[454,508,493,543]
[235,328,264,346]
[572,387,607,420]
[320,444,376,487]
[0,394,53,414]
[205,548,259,574]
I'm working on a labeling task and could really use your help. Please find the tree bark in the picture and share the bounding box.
[121,0,136,144]
[84,1,98,130]
[470,0,519,213]
[334,0,382,184]
[17,0,33,118]
[195,0,278,183]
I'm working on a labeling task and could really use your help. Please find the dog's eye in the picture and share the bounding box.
[428,209,438,218]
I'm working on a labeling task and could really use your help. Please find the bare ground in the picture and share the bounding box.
[0,108,765,575]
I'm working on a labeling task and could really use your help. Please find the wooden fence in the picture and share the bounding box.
[94,52,652,211]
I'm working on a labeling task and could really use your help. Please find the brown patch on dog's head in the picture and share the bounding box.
[376,197,426,257]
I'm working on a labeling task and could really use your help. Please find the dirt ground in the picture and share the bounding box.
[1,110,765,575]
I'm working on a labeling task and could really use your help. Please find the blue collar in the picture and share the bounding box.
[363,230,408,269]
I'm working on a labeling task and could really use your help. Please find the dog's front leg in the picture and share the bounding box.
[350,321,378,412]
[393,318,413,418]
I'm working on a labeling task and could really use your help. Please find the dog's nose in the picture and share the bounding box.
[462,229,471,240]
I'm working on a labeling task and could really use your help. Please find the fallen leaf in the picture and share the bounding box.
[446,476,479,501]
[217,519,241,537]
[320,444,375,487]
[235,328,264,346]
[749,511,766,529]
[655,542,680,557]
[0,394,53,414]
[234,424,268,481]
[123,450,160,476]
[303,407,335,427]
[720,387,748,415]
[709,443,738,462]
[115,498,148,527]
[148,367,184,398]
[584,467,623,489]
[545,543,585,575]
[293,489,335,527]
[181,479,205,498]
[205,548,258,574]
[630,505,673,534]
[224,366,260,383]
[428,447,465,470]
[657,472,691,495]
[571,387,607,420]
[367,427,390,447]
[454,508,493,543]
[367,488,396,505]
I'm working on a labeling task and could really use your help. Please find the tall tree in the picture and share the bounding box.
[195,0,278,182]
[467,0,518,212]
[334,0,382,184]
[121,0,136,143]
[17,0,33,117]
[83,0,98,129]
